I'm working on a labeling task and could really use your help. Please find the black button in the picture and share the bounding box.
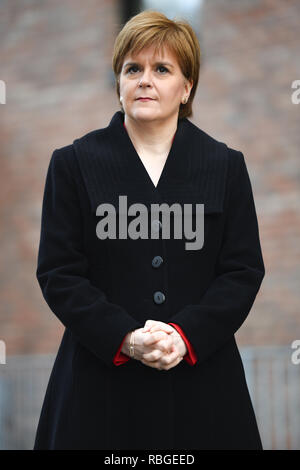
[151,219,162,233]
[152,256,163,268]
[153,291,165,304]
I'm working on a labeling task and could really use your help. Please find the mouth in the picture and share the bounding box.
[136,98,154,101]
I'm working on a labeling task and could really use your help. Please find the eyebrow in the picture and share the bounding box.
[123,61,174,69]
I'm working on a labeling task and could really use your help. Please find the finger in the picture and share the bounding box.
[149,323,175,334]
[143,342,173,360]
[154,337,174,353]
[160,351,183,369]
[143,320,156,331]
[142,325,152,333]
[163,355,183,370]
[141,344,175,364]
[140,358,158,369]
[143,345,177,365]
[143,330,168,346]
[148,328,174,341]
[142,348,164,362]
[142,322,163,334]
[142,353,182,371]
[159,349,179,365]
[141,351,183,370]
[145,323,164,333]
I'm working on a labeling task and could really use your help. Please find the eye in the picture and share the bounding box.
[127,65,139,74]
[157,65,169,73]
[126,65,169,74]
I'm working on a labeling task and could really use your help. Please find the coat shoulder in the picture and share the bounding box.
[47,143,78,176]
[73,127,108,145]
[72,127,110,159]
[50,126,110,175]
[226,146,248,184]
[226,146,245,165]
[49,127,109,188]
[186,119,245,179]
[188,120,242,158]
[187,120,226,149]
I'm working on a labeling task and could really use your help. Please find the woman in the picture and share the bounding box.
[33,10,265,450]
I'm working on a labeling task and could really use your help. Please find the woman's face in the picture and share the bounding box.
[119,44,193,123]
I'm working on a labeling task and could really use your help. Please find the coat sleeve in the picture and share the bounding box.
[113,335,131,366]
[168,323,197,365]
[36,148,143,368]
[167,150,265,366]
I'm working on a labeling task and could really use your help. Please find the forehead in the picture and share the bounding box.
[123,44,179,66]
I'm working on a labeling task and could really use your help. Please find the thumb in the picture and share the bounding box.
[143,319,156,332]
[149,322,175,334]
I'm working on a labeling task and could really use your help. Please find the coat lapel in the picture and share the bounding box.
[73,111,229,215]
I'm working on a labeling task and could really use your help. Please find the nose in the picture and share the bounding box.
[139,67,153,86]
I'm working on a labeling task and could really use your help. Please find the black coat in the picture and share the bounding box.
[33,110,265,450]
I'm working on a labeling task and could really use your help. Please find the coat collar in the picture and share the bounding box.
[109,111,190,191]
[73,110,229,214]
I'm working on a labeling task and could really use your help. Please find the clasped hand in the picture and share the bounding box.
[132,320,187,371]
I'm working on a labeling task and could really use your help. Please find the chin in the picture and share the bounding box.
[132,110,159,121]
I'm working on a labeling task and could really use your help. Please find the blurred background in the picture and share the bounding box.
[0,0,300,450]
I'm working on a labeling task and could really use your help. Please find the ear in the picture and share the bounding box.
[185,78,193,94]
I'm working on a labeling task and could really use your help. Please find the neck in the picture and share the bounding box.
[123,114,177,157]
